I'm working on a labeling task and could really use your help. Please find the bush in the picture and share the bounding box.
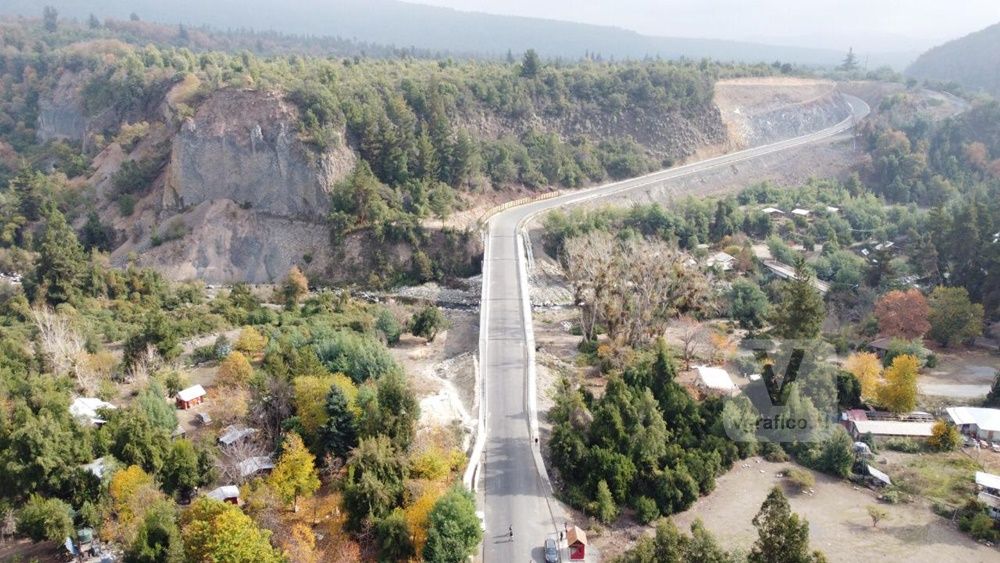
[410,306,448,342]
[960,512,1000,542]
[633,496,660,524]
[883,438,922,453]
[785,468,815,493]
[17,495,74,542]
[760,441,789,462]
[375,308,402,345]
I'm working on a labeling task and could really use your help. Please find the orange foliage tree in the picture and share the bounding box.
[874,289,930,340]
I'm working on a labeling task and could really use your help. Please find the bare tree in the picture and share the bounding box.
[562,232,712,348]
[125,344,161,387]
[32,307,85,377]
[217,437,269,485]
[677,316,706,370]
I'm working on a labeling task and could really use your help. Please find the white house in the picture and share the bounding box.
[847,419,935,442]
[975,472,1000,520]
[695,366,738,395]
[70,398,116,425]
[791,208,811,218]
[946,407,1000,441]
[706,251,735,271]
[206,485,241,505]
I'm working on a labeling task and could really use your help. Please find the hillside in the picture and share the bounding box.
[0,18,742,285]
[0,0,847,65]
[906,22,1000,97]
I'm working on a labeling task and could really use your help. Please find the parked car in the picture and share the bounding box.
[544,537,559,563]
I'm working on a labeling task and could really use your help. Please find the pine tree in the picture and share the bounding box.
[985,371,1000,408]
[749,487,823,563]
[520,49,541,78]
[31,209,86,305]
[839,47,859,72]
[319,384,358,459]
[770,259,825,339]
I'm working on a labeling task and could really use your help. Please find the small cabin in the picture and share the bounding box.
[176,384,206,410]
[567,525,587,560]
[206,485,241,505]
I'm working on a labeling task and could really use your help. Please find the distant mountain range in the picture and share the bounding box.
[906,22,1000,97]
[0,0,857,66]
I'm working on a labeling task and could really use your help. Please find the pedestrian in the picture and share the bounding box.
[509,525,513,540]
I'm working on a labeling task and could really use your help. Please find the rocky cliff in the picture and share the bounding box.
[714,78,852,150]
[37,75,853,286]
[162,90,355,220]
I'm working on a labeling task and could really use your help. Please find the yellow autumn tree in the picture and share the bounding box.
[234,326,267,356]
[282,523,319,563]
[293,373,358,439]
[405,484,445,555]
[105,465,163,545]
[844,352,882,403]
[216,351,253,389]
[877,354,919,414]
[268,432,320,512]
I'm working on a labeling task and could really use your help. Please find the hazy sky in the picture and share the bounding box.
[413,0,1000,52]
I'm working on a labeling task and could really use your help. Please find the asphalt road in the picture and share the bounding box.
[478,93,870,562]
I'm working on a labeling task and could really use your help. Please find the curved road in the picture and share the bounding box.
[477,93,870,562]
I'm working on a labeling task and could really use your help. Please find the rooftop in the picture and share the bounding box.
[850,420,935,437]
[976,471,1000,492]
[696,366,737,392]
[238,456,275,477]
[69,397,116,424]
[218,425,257,446]
[946,407,1000,433]
[206,485,241,501]
[867,464,891,486]
[177,384,206,402]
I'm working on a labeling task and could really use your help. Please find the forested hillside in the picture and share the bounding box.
[0,16,783,285]
[906,22,1000,97]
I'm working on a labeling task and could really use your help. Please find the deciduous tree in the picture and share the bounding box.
[217,351,253,389]
[928,286,984,347]
[875,289,930,340]
[268,432,320,512]
[180,498,283,563]
[423,486,482,563]
[928,420,961,451]
[877,354,919,414]
[843,352,882,403]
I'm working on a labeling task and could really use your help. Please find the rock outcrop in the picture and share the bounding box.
[162,90,355,220]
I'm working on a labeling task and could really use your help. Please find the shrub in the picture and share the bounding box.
[883,438,922,453]
[785,468,815,493]
[375,308,402,345]
[410,306,448,342]
[760,441,789,462]
[634,496,660,524]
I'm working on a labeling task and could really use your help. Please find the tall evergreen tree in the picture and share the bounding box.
[31,209,86,305]
[319,385,358,459]
[749,487,824,563]
[770,259,825,339]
